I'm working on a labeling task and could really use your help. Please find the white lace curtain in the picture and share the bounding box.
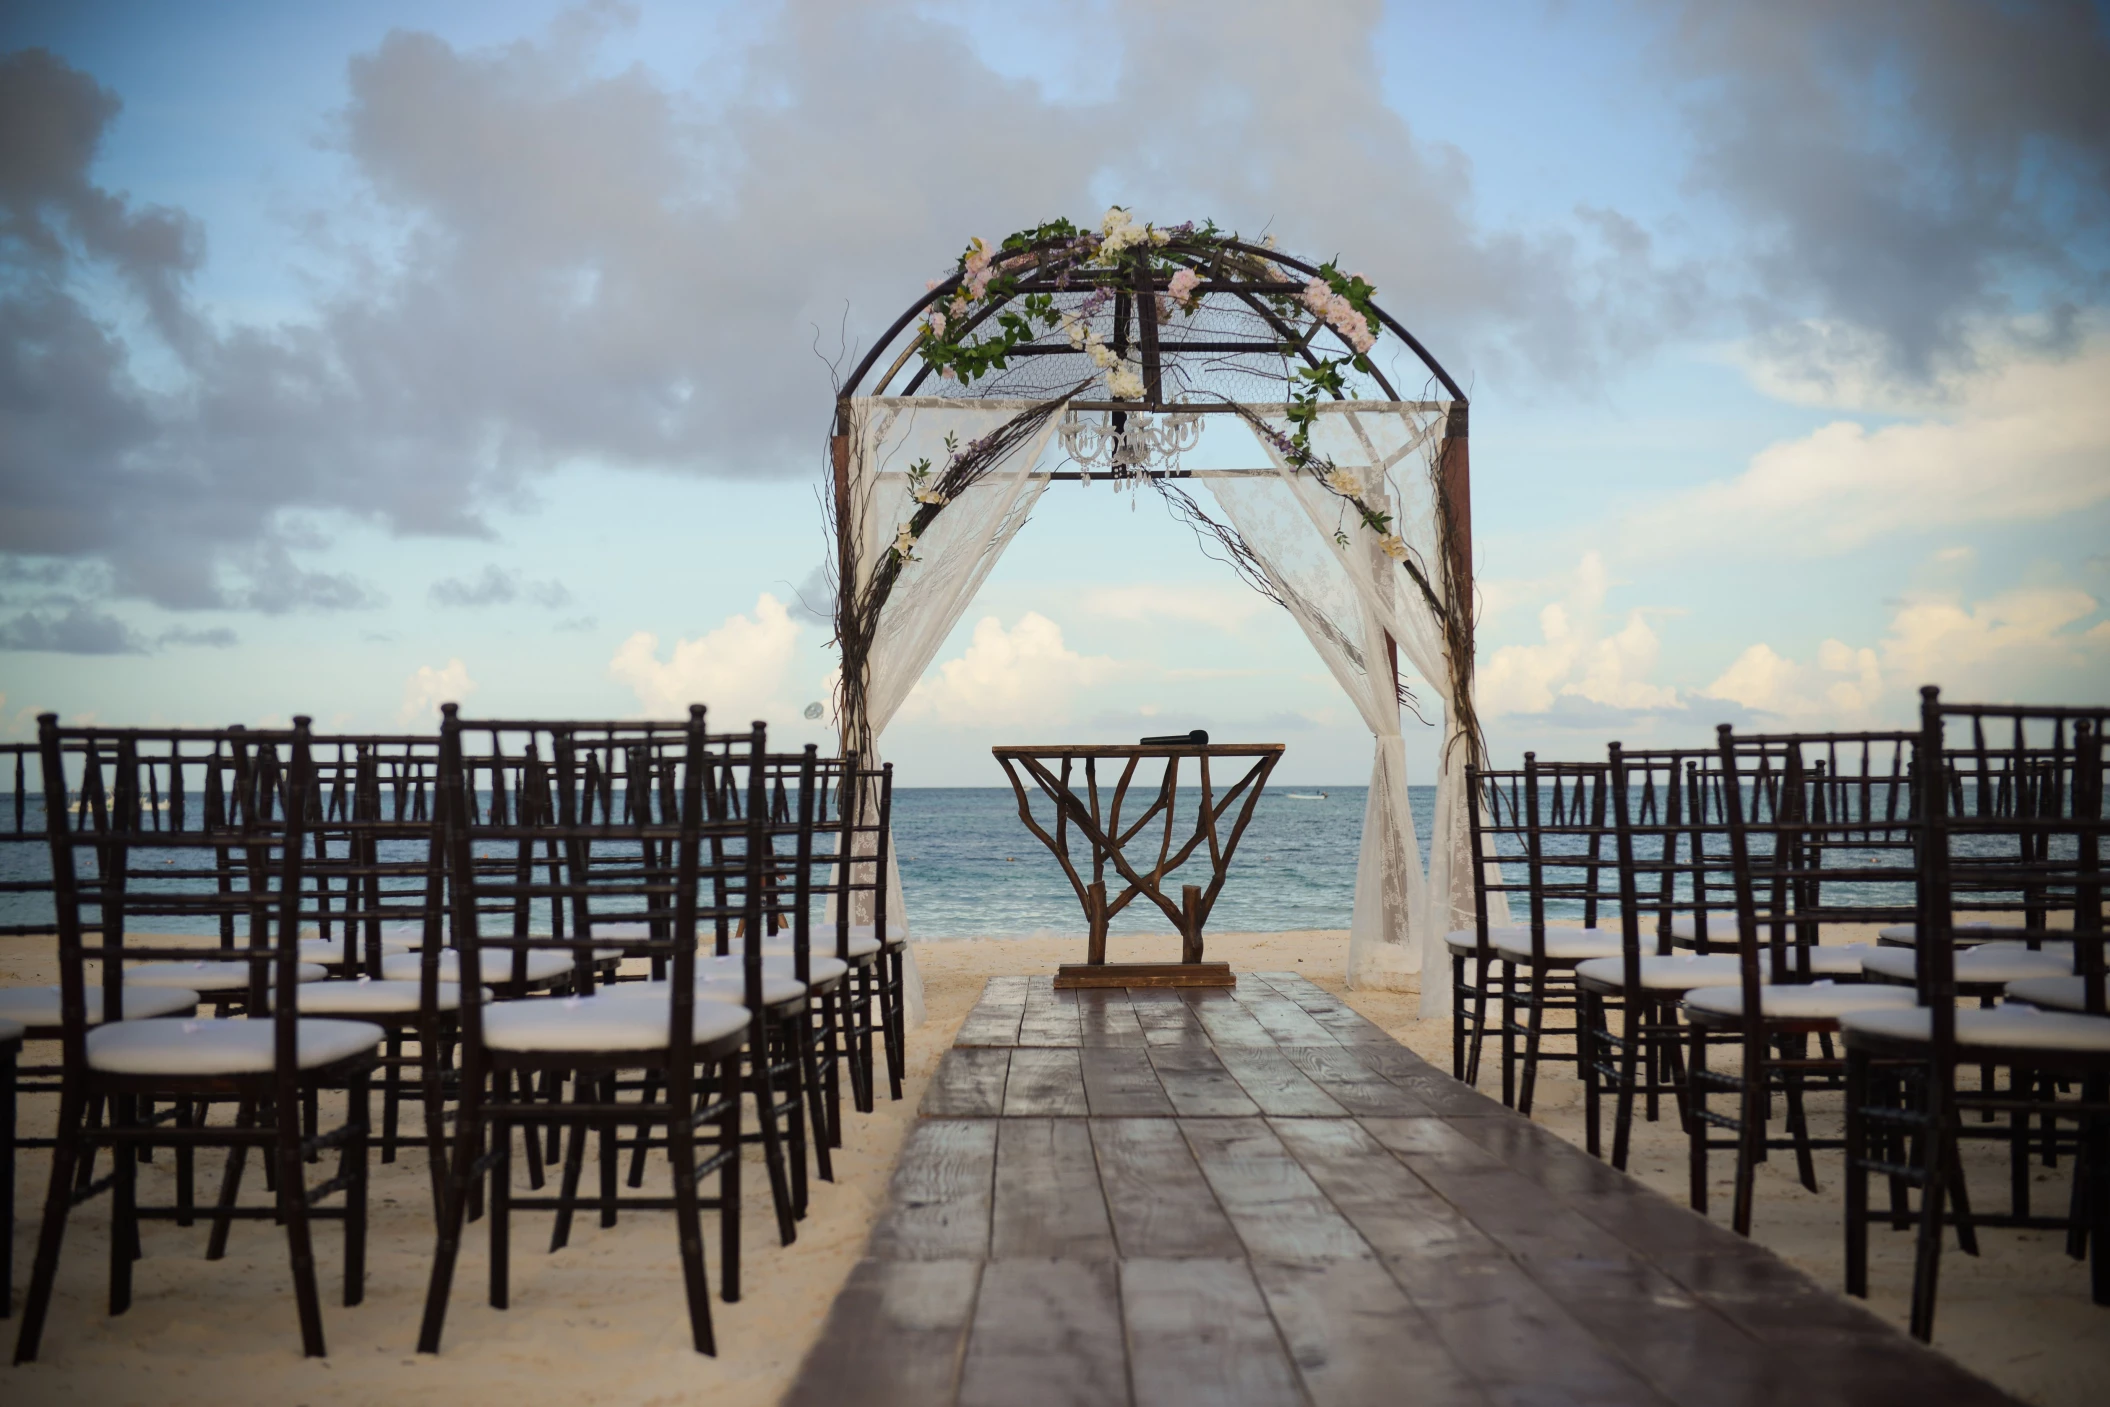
[840,395,1481,1020]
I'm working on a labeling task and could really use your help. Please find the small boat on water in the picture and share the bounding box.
[1283,791,1330,801]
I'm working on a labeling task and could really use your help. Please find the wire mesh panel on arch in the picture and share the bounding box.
[828,212,1493,1008]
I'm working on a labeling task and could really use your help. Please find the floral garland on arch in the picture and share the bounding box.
[895,210,1439,619]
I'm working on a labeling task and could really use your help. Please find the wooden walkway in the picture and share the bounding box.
[786,973,2015,1407]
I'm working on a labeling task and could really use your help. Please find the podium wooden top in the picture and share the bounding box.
[990,743,1285,760]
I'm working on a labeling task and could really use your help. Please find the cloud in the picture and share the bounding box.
[1475,553,1681,719]
[608,593,801,724]
[398,657,475,724]
[0,602,146,654]
[429,565,572,609]
[157,625,237,648]
[900,612,1114,728]
[1650,0,2110,382]
[1,3,1698,613]
[1705,639,1884,720]
[1080,582,1270,632]
[1629,336,2110,555]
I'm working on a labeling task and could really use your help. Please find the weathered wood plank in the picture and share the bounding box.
[1122,1258,1304,1407]
[1089,1118,1245,1259]
[1181,989,1277,1046]
[1147,1044,1262,1118]
[992,1117,1116,1260]
[1016,978,1082,1047]
[1348,1045,1511,1117]
[920,1047,1012,1118]
[1001,1047,1089,1117]
[1181,1117,1374,1265]
[956,1258,1129,1407]
[1273,1119,1492,1264]
[1252,1257,1491,1407]
[1254,972,1401,1044]
[1212,1044,1348,1117]
[1078,1045,1176,1117]
[954,976,1029,1047]
[782,1259,982,1407]
[867,1119,996,1261]
[1276,1044,1436,1117]
[1074,988,1149,1046]
[1234,984,1341,1046]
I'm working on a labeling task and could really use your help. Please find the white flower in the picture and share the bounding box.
[894,525,920,561]
[1100,207,1132,236]
[1324,467,1362,497]
[1376,534,1408,562]
[912,485,950,506]
[1106,360,1145,400]
[1087,341,1115,369]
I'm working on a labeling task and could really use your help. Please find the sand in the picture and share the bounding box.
[4,928,2105,1405]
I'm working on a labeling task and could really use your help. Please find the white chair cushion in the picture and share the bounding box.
[601,974,804,1008]
[482,992,748,1053]
[848,922,907,948]
[1686,981,1919,1021]
[1841,1003,2110,1052]
[1491,927,1624,961]
[1445,927,1531,955]
[0,1016,22,1044]
[273,978,470,1015]
[1860,942,2075,985]
[126,960,326,991]
[1876,921,2034,947]
[2005,976,2094,1014]
[1576,954,1744,991]
[86,1017,383,1075]
[766,934,880,960]
[0,984,201,1028]
[298,935,418,964]
[380,949,576,985]
[697,951,847,985]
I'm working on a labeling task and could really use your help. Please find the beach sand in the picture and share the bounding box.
[4,929,2104,1405]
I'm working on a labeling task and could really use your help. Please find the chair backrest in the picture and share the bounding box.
[1716,725,1923,1020]
[1604,742,1735,981]
[302,734,447,980]
[1917,690,2106,1032]
[1520,754,1616,958]
[2,740,62,939]
[38,714,317,1078]
[1462,760,1531,954]
[834,757,894,958]
[437,707,766,1057]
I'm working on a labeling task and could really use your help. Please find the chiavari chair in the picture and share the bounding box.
[1840,692,2110,1340]
[1492,755,1624,1114]
[1445,759,1526,1089]
[1686,727,1919,1236]
[14,716,382,1362]
[417,706,751,1355]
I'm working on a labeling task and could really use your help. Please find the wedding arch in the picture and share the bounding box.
[827,213,1487,1021]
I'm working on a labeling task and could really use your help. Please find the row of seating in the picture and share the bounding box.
[1445,687,2108,1341]
[0,704,904,1360]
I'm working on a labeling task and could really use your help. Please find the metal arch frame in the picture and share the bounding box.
[828,230,1478,766]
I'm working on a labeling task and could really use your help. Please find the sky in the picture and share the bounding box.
[2,0,2106,786]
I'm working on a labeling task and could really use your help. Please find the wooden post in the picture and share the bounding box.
[1181,884,1203,964]
[1439,402,1474,751]
[1087,879,1108,966]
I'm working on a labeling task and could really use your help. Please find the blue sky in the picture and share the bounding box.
[3,0,2106,784]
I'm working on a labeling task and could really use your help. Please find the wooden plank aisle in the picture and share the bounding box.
[788,972,2020,1407]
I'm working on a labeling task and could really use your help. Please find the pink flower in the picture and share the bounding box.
[1167,267,1201,309]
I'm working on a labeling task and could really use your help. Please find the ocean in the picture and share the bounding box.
[895,785,1429,938]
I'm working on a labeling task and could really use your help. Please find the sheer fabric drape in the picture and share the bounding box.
[843,398,1065,1024]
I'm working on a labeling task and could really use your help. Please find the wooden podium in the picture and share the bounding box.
[990,742,1282,989]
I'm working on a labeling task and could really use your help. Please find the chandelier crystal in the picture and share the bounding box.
[1057,409,1203,480]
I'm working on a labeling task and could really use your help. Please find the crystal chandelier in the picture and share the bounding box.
[1057,409,1203,479]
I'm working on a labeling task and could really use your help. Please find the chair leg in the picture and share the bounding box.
[416,1103,484,1354]
[1500,961,1519,1108]
[1782,1035,1820,1193]
[748,1033,797,1247]
[173,1098,196,1228]
[1908,1068,1952,1342]
[597,1073,619,1230]
[1613,995,1642,1172]
[489,1113,511,1309]
[719,1056,742,1303]
[0,1042,14,1319]
[1732,1036,1765,1237]
[1844,1046,1870,1299]
[206,1098,255,1261]
[797,1011,834,1184]
[1688,1025,1710,1215]
[551,1076,591,1253]
[628,1069,661,1189]
[345,1068,370,1306]
[819,988,844,1150]
[1518,969,1548,1116]
[12,1086,87,1364]
[1450,955,1466,1080]
[665,1083,716,1356]
[381,1029,404,1164]
[1580,990,1602,1159]
[278,1103,328,1357]
[109,1095,137,1316]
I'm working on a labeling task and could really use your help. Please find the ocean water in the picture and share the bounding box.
[894,785,1434,938]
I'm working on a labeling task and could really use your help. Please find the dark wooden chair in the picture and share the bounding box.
[1491,755,1625,1114]
[1445,760,1529,1089]
[14,716,382,1362]
[417,706,753,1356]
[1841,692,2110,1340]
[1687,726,1919,1236]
